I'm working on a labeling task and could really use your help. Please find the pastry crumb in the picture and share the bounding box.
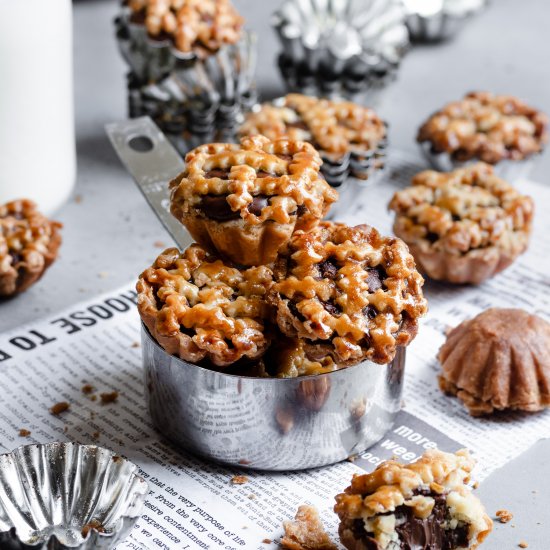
[100,391,119,404]
[346,455,357,463]
[281,505,337,550]
[81,519,105,538]
[92,431,100,440]
[74,194,83,204]
[248,494,256,500]
[472,481,479,489]
[153,240,166,248]
[262,539,272,544]
[496,509,513,523]
[131,341,140,348]
[81,384,94,394]
[230,475,249,485]
[518,542,528,548]
[50,402,70,415]
[18,428,31,437]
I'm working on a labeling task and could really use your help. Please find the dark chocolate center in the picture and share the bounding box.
[197,195,270,221]
[366,266,386,292]
[318,259,338,280]
[352,490,470,550]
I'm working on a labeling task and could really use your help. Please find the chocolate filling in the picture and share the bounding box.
[362,305,378,320]
[366,266,386,292]
[197,195,270,221]
[204,168,230,179]
[318,259,338,280]
[322,301,341,316]
[351,490,470,550]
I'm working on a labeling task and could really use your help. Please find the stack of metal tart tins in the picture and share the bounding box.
[272,0,409,100]
[115,0,257,150]
[133,133,428,470]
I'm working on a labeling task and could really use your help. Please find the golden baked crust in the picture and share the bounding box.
[438,308,550,416]
[240,94,386,159]
[281,505,337,550]
[170,135,337,266]
[0,199,62,298]
[136,245,272,367]
[270,222,427,365]
[334,450,493,550]
[127,0,243,55]
[389,163,533,284]
[417,91,548,164]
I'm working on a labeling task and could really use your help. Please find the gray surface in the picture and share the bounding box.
[1,0,549,546]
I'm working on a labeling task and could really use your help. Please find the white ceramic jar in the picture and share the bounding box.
[0,0,76,215]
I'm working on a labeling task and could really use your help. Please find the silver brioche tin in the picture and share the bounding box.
[142,324,404,471]
[419,141,539,183]
[0,442,148,549]
[272,0,409,101]
[404,0,487,43]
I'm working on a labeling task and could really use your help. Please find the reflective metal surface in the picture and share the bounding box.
[106,117,192,251]
[419,141,538,183]
[142,325,404,471]
[0,442,148,549]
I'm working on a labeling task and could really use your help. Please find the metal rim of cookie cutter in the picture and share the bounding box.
[0,442,148,549]
[419,140,539,183]
[142,324,405,471]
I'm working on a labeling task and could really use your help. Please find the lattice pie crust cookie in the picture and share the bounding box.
[0,199,62,298]
[270,222,427,365]
[334,449,492,550]
[126,0,243,56]
[389,163,533,284]
[417,91,548,164]
[170,135,337,267]
[137,245,272,367]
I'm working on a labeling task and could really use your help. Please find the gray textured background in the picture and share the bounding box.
[1,0,549,546]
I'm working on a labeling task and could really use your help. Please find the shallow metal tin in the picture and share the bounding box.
[0,442,148,549]
[419,141,538,183]
[142,325,404,471]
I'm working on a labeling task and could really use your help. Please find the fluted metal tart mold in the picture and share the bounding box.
[0,442,148,549]
[272,0,409,100]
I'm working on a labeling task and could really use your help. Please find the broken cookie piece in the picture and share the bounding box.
[334,449,492,550]
[281,505,337,550]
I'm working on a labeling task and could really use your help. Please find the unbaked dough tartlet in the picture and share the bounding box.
[270,221,427,365]
[389,163,534,284]
[170,135,337,266]
[0,199,62,298]
[137,245,273,368]
[438,308,550,416]
[334,449,493,550]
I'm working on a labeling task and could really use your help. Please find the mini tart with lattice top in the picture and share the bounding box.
[417,91,548,164]
[438,308,550,416]
[334,449,492,550]
[136,245,273,367]
[240,93,386,163]
[269,222,427,366]
[389,163,533,285]
[126,0,243,57]
[0,199,62,298]
[170,135,337,267]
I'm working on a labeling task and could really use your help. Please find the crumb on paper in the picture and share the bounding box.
[131,341,140,348]
[92,431,100,440]
[98,271,109,279]
[50,402,70,416]
[153,240,166,248]
[18,429,31,437]
[81,384,94,395]
[81,519,105,538]
[347,454,357,463]
[472,481,479,489]
[519,542,528,549]
[248,494,256,500]
[112,455,122,463]
[100,391,119,404]
[74,194,83,204]
[90,395,97,402]
[496,509,513,523]
[281,505,337,550]
[262,539,272,545]
[230,475,249,485]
